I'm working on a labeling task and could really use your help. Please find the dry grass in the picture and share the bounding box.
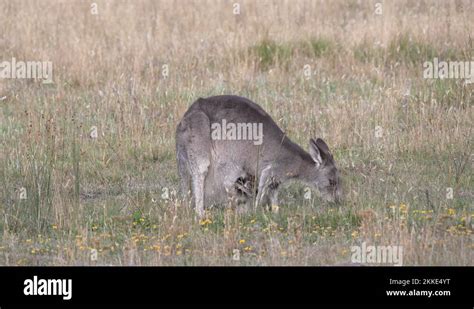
[0,0,472,265]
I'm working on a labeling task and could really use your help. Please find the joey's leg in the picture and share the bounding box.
[256,166,276,209]
[269,186,280,207]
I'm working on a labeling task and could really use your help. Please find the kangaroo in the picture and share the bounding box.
[176,95,342,217]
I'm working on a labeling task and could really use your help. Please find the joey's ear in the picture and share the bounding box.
[309,138,323,167]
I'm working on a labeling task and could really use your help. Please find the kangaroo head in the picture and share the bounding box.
[307,138,342,203]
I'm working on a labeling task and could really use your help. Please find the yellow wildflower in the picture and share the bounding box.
[199,218,212,226]
[399,204,408,213]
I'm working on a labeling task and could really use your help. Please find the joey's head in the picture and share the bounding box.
[307,138,342,203]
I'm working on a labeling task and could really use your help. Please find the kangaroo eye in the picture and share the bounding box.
[329,179,337,187]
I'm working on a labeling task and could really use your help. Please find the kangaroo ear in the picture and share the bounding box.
[309,138,323,167]
[315,138,330,154]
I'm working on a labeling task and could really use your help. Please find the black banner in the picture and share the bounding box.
[0,267,471,307]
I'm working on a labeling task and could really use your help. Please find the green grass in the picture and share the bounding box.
[250,39,293,70]
[249,37,336,71]
[0,2,472,266]
[302,38,335,58]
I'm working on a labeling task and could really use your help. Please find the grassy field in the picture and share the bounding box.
[0,0,472,265]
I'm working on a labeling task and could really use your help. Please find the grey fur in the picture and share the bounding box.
[175,95,342,217]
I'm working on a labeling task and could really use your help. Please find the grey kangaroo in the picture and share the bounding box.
[176,95,342,217]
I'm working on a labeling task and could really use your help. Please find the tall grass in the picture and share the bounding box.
[0,0,472,265]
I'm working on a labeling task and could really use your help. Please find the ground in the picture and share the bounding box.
[0,0,472,265]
